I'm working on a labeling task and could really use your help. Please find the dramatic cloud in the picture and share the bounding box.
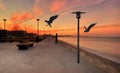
[11,24,23,30]
[50,0,68,12]
[50,0,105,15]
[0,0,119,37]
[9,11,37,30]
[34,0,42,15]
[8,0,43,31]
[80,0,105,6]
[73,0,105,8]
[11,12,34,23]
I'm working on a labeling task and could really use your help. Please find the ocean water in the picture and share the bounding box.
[59,37,120,58]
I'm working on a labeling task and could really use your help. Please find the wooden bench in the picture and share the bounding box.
[17,42,34,50]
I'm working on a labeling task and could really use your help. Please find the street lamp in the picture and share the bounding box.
[72,11,85,63]
[3,19,7,38]
[3,19,7,30]
[36,19,40,36]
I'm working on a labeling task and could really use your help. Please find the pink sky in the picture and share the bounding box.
[0,0,120,37]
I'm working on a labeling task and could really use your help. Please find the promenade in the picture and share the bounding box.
[0,38,105,73]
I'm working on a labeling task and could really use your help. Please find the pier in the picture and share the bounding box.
[0,38,109,73]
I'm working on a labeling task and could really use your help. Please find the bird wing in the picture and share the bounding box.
[49,15,59,23]
[45,20,52,27]
[84,26,87,32]
[86,23,97,31]
[84,26,86,30]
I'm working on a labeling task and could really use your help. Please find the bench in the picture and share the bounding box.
[17,42,34,50]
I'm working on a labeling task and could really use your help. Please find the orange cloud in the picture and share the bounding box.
[11,24,23,31]
[50,0,67,12]
[11,12,34,23]
[9,12,34,30]
[34,0,42,16]
[34,6,42,16]
[54,0,105,16]
[24,24,36,33]
[20,12,34,20]
[8,0,43,31]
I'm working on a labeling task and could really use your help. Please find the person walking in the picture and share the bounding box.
[55,33,58,43]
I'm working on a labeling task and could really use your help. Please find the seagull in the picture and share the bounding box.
[45,15,59,27]
[84,22,97,32]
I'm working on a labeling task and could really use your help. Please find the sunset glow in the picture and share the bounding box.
[0,0,119,37]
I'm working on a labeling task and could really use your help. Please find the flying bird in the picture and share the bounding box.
[45,15,59,27]
[84,22,97,32]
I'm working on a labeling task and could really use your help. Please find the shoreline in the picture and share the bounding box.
[58,37,120,58]
[59,40,120,73]
[59,36,120,38]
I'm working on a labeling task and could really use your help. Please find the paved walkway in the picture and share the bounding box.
[0,38,105,73]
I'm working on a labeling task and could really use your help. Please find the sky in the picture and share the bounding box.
[0,0,120,37]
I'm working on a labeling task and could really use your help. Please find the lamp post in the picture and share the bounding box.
[3,19,7,30]
[72,11,85,63]
[36,19,40,36]
[3,19,7,38]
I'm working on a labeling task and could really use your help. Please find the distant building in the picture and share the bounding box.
[0,30,8,40]
[0,30,38,42]
[9,30,27,37]
[27,33,37,37]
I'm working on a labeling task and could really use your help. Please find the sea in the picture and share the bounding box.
[59,37,120,58]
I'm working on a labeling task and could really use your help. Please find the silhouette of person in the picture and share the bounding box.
[55,33,58,43]
[36,36,39,42]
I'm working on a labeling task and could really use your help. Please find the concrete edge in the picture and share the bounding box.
[58,40,120,73]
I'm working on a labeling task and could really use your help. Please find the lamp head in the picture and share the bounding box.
[3,19,7,21]
[72,11,85,19]
[36,19,40,21]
